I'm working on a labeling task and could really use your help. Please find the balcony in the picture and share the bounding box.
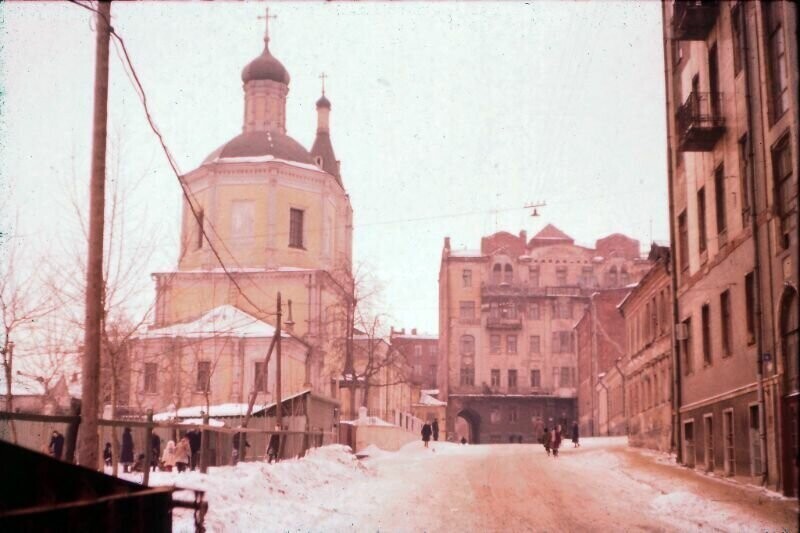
[672,1,718,41]
[486,317,522,330]
[480,283,587,299]
[676,92,725,152]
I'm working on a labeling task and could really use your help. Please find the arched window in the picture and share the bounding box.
[606,266,619,287]
[503,264,513,284]
[459,335,475,357]
[492,264,502,284]
[781,288,799,394]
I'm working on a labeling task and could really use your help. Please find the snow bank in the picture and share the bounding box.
[142,445,370,532]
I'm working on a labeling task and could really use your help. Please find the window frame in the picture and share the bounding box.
[289,207,305,249]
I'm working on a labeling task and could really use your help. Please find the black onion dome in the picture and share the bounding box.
[241,43,290,84]
[316,94,331,109]
[203,131,313,165]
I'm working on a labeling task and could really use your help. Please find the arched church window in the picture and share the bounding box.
[492,264,502,284]
[503,264,513,284]
[781,288,799,394]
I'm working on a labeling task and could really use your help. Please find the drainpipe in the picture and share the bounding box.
[590,293,599,436]
[661,3,683,463]
[742,1,769,486]
[614,357,627,435]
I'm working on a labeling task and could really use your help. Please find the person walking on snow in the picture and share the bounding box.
[267,426,281,464]
[541,427,551,456]
[571,421,580,448]
[174,437,191,472]
[432,419,440,442]
[121,427,134,472]
[551,425,562,458]
[161,440,177,472]
[103,442,113,467]
[421,421,432,448]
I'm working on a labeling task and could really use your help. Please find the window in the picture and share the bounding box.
[738,134,752,226]
[529,335,540,354]
[552,331,573,353]
[557,300,571,320]
[231,200,255,240]
[459,301,475,320]
[503,264,513,284]
[678,210,689,271]
[556,266,568,286]
[766,2,788,120]
[459,335,475,356]
[720,290,732,357]
[745,271,756,344]
[606,266,618,287]
[499,302,517,319]
[414,345,422,359]
[196,361,211,392]
[581,266,594,287]
[490,335,501,354]
[697,187,707,254]
[428,364,437,380]
[254,361,267,392]
[507,335,517,354]
[529,303,540,320]
[553,367,560,388]
[682,317,693,375]
[460,367,474,386]
[529,266,540,287]
[530,369,541,388]
[709,43,720,116]
[492,264,502,284]
[731,3,745,76]
[781,289,799,394]
[509,406,518,423]
[701,304,711,366]
[560,367,573,388]
[414,364,422,376]
[289,208,304,248]
[144,363,157,393]
[650,296,658,341]
[491,369,500,387]
[620,267,630,287]
[772,136,794,248]
[714,166,726,237]
[508,369,518,390]
[429,345,437,357]
[195,209,204,250]
[462,269,472,288]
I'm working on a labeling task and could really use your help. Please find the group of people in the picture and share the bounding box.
[100,427,201,473]
[420,418,440,448]
[541,421,580,457]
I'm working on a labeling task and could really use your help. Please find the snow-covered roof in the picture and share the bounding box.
[154,389,312,421]
[415,393,446,407]
[205,154,325,174]
[449,249,483,258]
[137,305,290,340]
[179,417,226,427]
[391,333,438,341]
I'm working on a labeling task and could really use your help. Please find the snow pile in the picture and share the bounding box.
[650,490,767,531]
[144,445,369,532]
[340,416,394,427]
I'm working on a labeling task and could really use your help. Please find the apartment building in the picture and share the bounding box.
[662,0,798,495]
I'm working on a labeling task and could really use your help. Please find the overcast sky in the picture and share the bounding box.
[0,1,668,337]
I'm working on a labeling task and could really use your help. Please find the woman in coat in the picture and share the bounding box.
[541,427,551,456]
[174,436,192,472]
[161,440,177,472]
[551,425,562,457]
[121,427,134,472]
[421,422,432,448]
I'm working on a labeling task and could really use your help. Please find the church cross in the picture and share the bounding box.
[319,72,328,95]
[258,7,278,42]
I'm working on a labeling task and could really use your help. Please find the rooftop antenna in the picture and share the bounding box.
[525,201,546,217]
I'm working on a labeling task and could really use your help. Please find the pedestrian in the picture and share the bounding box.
[161,440,177,472]
[121,427,134,472]
[267,425,281,464]
[460,436,467,445]
[48,430,65,460]
[541,427,551,456]
[232,431,250,464]
[187,429,201,470]
[432,418,440,442]
[571,421,580,448]
[151,433,161,471]
[421,421,432,448]
[551,425,562,458]
[174,436,191,473]
[103,442,113,467]
[132,453,146,473]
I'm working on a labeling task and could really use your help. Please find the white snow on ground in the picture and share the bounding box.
[115,437,795,532]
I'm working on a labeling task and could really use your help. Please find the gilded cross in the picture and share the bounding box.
[319,72,328,95]
[258,7,278,42]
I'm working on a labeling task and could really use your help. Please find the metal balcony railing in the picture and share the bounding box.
[676,92,725,152]
[672,1,718,41]
[486,317,523,330]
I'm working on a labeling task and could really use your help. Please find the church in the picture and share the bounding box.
[126,18,354,415]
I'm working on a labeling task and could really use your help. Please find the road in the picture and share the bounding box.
[319,437,797,532]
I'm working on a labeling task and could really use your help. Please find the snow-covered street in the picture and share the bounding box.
[135,437,797,532]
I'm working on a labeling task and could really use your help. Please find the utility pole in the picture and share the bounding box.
[78,0,111,469]
[275,292,282,430]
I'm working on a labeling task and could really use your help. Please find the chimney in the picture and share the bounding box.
[411,328,417,335]
[444,237,451,250]
[520,230,527,243]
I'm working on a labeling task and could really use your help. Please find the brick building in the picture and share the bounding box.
[618,245,673,452]
[574,287,631,437]
[439,225,650,443]
[662,1,798,495]
[389,328,439,389]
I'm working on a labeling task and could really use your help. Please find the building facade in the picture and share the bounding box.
[439,225,650,443]
[575,287,631,437]
[389,328,439,389]
[618,245,673,452]
[662,0,798,495]
[127,24,355,414]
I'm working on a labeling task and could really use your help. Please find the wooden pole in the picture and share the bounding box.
[276,292,282,431]
[78,0,112,469]
[143,409,153,486]
[200,411,209,473]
